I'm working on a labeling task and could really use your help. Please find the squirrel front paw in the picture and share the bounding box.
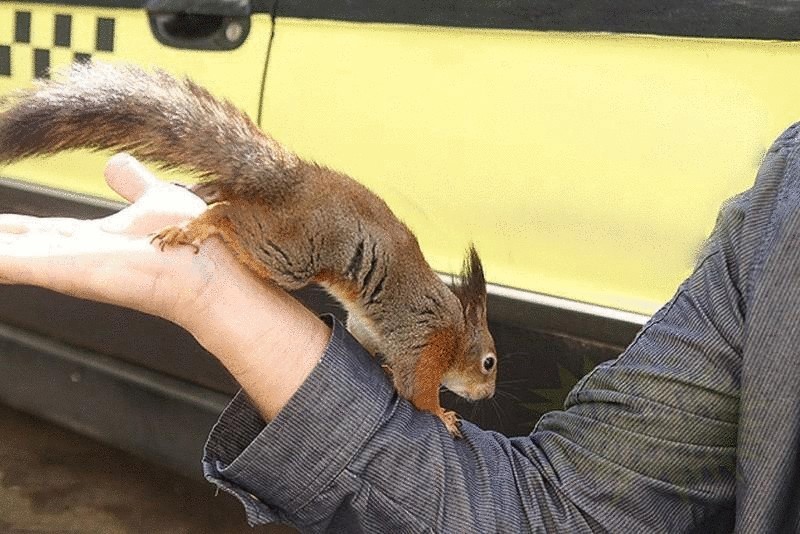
[150,212,222,254]
[150,225,200,253]
[438,409,462,439]
[406,385,463,439]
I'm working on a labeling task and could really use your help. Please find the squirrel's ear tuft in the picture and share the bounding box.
[454,244,487,320]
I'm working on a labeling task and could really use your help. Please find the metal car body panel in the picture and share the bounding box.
[0,2,795,495]
[261,17,798,315]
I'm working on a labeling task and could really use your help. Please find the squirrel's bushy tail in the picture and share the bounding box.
[0,62,303,200]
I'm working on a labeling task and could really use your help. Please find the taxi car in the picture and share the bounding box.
[0,0,796,477]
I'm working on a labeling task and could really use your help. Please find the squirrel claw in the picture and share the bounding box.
[151,226,200,254]
[439,410,462,439]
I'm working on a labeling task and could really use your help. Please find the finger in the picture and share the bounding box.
[0,214,83,236]
[99,187,206,236]
[0,214,34,234]
[104,153,161,203]
[2,215,84,236]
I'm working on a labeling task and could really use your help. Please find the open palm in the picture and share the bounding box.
[0,153,216,324]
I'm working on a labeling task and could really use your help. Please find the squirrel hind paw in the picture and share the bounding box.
[439,410,462,439]
[150,226,200,254]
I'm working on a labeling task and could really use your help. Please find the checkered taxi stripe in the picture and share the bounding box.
[1,10,115,79]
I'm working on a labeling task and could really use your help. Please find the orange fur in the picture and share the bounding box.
[409,327,462,437]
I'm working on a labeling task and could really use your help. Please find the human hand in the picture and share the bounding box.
[0,153,212,325]
[0,153,329,418]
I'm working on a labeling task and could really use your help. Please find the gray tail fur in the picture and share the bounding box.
[0,62,303,200]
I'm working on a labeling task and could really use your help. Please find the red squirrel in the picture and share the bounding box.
[0,62,497,437]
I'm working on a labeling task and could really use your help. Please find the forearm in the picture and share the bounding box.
[178,237,330,421]
[203,310,737,534]
[202,313,733,533]
[202,317,562,533]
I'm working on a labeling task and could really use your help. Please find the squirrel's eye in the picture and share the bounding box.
[481,354,496,374]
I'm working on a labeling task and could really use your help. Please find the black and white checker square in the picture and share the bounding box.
[1,10,115,80]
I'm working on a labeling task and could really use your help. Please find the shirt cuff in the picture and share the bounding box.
[202,314,397,526]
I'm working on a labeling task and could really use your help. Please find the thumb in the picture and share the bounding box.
[104,153,160,203]
[99,155,206,236]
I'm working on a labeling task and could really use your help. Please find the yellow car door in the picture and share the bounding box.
[262,2,800,326]
[0,0,274,196]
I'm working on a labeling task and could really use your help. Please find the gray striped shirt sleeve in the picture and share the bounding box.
[203,126,800,532]
[203,274,738,534]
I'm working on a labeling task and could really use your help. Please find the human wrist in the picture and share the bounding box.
[178,238,330,419]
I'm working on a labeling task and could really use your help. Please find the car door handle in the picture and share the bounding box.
[146,0,251,50]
